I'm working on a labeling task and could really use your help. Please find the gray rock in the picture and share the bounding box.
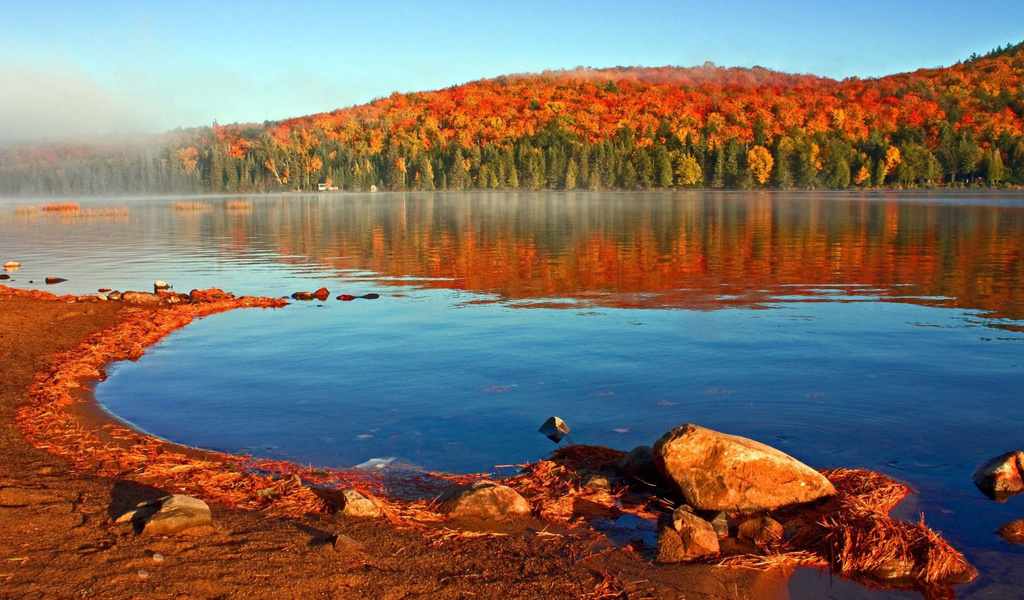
[656,506,720,563]
[339,489,382,519]
[121,291,161,305]
[141,495,213,535]
[438,480,531,520]
[539,416,570,443]
[653,424,836,511]
[618,445,664,487]
[973,451,1024,501]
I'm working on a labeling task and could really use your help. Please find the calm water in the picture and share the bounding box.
[2,191,1023,598]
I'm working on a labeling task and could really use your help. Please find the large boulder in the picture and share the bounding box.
[656,506,720,563]
[437,480,531,520]
[653,424,836,511]
[973,451,1024,501]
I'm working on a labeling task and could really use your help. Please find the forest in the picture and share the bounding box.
[2,41,1024,195]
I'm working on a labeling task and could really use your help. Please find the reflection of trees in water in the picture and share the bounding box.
[177,192,1024,320]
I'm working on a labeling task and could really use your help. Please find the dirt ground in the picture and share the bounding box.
[0,290,801,600]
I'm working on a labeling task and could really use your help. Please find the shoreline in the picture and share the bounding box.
[0,284,979,599]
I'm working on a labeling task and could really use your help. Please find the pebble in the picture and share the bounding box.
[152,553,165,562]
[138,570,150,579]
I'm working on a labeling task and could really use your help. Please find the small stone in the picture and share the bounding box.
[3,261,21,271]
[121,291,161,305]
[618,445,663,487]
[581,473,612,490]
[152,553,165,562]
[997,519,1024,544]
[973,451,1024,501]
[153,280,170,292]
[107,291,122,301]
[438,480,532,520]
[98,288,112,293]
[737,515,784,544]
[539,416,570,443]
[332,533,365,554]
[312,287,330,301]
[339,489,382,519]
[45,277,67,284]
[292,291,314,300]
[138,570,150,579]
[360,293,380,299]
[656,506,720,563]
[142,495,213,535]
[337,294,356,301]
[0,274,9,280]
[95,293,108,301]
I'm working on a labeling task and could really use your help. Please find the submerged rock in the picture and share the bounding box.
[438,480,531,520]
[618,445,663,487]
[360,293,380,299]
[337,294,356,301]
[121,291,161,305]
[653,424,836,511]
[45,277,67,284]
[656,506,720,563]
[973,451,1024,501]
[997,519,1024,544]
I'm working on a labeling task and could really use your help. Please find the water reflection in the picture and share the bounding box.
[158,192,1024,322]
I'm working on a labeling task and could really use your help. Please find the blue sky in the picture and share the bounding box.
[1,0,1021,141]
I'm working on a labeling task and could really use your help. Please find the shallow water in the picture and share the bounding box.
[2,190,1023,597]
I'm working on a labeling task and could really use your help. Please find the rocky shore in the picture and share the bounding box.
[0,282,1012,599]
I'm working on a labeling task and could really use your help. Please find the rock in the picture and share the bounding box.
[106,290,122,301]
[581,473,612,490]
[153,280,170,292]
[338,489,381,519]
[95,293,107,301]
[292,291,314,300]
[698,511,735,537]
[651,419,835,509]
[973,451,1024,501]
[656,506,720,563]
[3,261,21,271]
[121,291,161,305]
[159,293,189,306]
[188,288,234,302]
[337,294,356,301]
[653,424,836,511]
[332,533,365,554]
[998,519,1024,544]
[539,416,570,443]
[618,445,664,486]
[438,480,532,520]
[115,506,159,524]
[360,293,380,299]
[142,495,213,535]
[45,277,67,284]
[0,274,9,280]
[737,515,784,544]
[98,288,111,293]
[312,287,330,301]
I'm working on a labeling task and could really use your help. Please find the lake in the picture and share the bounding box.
[2,190,1023,598]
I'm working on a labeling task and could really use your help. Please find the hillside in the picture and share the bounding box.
[2,42,1024,195]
